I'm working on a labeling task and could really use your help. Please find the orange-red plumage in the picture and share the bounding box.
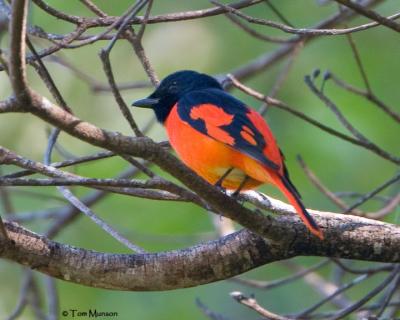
[166,104,269,190]
[189,104,235,145]
[166,103,323,239]
[132,70,323,239]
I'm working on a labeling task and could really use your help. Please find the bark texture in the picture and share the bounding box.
[1,209,398,291]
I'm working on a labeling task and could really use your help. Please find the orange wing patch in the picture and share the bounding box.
[190,104,235,145]
[242,125,253,135]
[240,128,257,146]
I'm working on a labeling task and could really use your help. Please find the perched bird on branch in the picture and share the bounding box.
[132,70,323,239]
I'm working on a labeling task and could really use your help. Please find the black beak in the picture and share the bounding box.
[131,98,159,108]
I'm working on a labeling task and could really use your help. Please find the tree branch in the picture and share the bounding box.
[230,0,381,81]
[0,97,23,113]
[334,0,400,33]
[32,0,263,26]
[230,291,290,320]
[9,0,30,104]
[1,209,399,291]
[212,0,400,36]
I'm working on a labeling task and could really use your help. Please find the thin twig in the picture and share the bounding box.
[80,0,106,17]
[0,185,15,214]
[343,172,400,214]
[44,276,58,320]
[334,191,390,203]
[0,146,204,206]
[283,259,351,309]
[0,177,190,189]
[5,270,33,320]
[328,266,400,320]
[264,0,293,27]
[1,150,115,179]
[136,0,153,40]
[231,291,291,320]
[26,38,71,112]
[43,55,152,92]
[27,273,46,320]
[367,193,400,219]
[225,13,294,43]
[59,8,137,49]
[32,0,263,25]
[331,259,394,275]
[344,30,372,94]
[102,0,148,52]
[334,0,400,33]
[306,74,368,143]
[57,186,147,253]
[259,41,303,115]
[296,273,371,317]
[232,259,329,290]
[99,49,143,136]
[212,0,400,36]
[195,299,232,320]
[44,167,140,239]
[121,155,155,177]
[375,271,400,318]
[307,301,400,319]
[304,74,400,165]
[330,73,400,123]
[100,0,159,86]
[297,156,363,215]
[97,1,156,136]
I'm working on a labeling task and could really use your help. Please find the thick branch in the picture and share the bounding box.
[1,209,399,291]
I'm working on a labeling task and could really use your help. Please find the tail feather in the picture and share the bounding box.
[273,174,323,240]
[282,162,302,200]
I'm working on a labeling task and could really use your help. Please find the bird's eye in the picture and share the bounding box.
[169,81,178,91]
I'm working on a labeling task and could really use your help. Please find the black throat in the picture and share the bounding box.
[153,95,178,123]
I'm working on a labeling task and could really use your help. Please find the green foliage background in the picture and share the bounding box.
[0,1,399,319]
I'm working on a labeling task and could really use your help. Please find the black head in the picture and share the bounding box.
[131,70,223,123]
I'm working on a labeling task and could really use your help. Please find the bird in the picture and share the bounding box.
[132,70,323,239]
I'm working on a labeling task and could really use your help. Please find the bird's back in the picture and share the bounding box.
[164,88,284,189]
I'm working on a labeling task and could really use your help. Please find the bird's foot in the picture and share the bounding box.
[231,189,241,198]
[214,181,227,193]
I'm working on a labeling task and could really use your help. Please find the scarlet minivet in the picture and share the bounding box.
[132,70,323,239]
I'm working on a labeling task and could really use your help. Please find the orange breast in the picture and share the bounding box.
[165,105,274,190]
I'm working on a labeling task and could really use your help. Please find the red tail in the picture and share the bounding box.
[272,174,323,240]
